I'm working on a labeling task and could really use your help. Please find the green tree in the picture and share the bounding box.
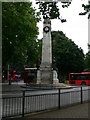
[2,2,40,69]
[27,39,42,67]
[84,51,90,71]
[52,31,84,81]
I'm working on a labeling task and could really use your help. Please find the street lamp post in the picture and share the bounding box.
[8,64,11,85]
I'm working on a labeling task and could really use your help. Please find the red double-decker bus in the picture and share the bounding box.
[24,68,37,83]
[69,72,90,85]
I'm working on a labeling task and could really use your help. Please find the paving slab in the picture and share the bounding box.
[2,102,89,120]
[26,102,89,118]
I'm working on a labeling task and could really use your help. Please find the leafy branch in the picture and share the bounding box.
[79,2,90,19]
[36,1,71,22]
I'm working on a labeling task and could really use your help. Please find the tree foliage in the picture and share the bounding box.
[52,31,85,81]
[37,1,90,20]
[2,2,40,69]
[27,39,42,67]
[79,1,90,19]
[37,2,60,19]
[84,51,90,71]
[36,1,71,22]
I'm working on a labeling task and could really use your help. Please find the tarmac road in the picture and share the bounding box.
[1,82,90,97]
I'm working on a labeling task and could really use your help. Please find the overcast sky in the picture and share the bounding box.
[31,0,88,54]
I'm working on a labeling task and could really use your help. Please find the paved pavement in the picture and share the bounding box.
[3,102,89,119]
[2,84,25,92]
[1,81,26,92]
[26,102,89,118]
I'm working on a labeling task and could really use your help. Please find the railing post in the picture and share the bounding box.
[22,90,25,117]
[58,88,60,109]
[81,86,83,104]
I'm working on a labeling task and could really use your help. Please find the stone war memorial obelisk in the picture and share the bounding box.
[36,2,69,87]
[40,19,53,84]
[37,18,59,85]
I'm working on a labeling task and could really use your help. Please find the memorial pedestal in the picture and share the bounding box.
[40,65,53,84]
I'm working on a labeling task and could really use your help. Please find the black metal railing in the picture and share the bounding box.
[2,86,90,118]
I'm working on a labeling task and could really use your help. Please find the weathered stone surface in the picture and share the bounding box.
[39,19,53,84]
[37,19,60,85]
[53,70,59,84]
[41,19,52,65]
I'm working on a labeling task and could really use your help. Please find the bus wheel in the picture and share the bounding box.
[81,82,86,85]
